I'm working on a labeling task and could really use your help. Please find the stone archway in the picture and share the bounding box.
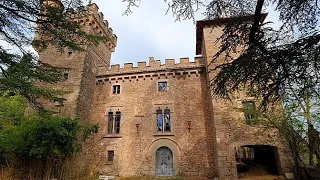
[147,138,181,176]
[155,147,174,176]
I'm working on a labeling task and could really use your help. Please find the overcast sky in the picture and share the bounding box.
[0,1,280,67]
[92,0,199,66]
[92,0,280,67]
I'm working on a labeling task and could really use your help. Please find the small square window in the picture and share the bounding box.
[158,82,168,92]
[63,73,68,80]
[53,98,64,107]
[107,151,114,162]
[113,85,120,94]
[67,51,73,57]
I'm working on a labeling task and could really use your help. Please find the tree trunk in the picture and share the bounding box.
[306,98,315,166]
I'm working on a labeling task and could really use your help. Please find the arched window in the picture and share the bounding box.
[115,111,121,134]
[164,108,171,132]
[157,108,163,132]
[157,107,171,132]
[108,111,114,134]
[107,110,121,134]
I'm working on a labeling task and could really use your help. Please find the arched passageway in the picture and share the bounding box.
[235,145,281,179]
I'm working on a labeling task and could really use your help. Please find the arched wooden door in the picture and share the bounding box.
[155,147,174,176]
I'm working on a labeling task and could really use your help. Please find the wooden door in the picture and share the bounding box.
[155,147,174,176]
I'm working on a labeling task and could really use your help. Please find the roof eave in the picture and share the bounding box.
[195,13,268,55]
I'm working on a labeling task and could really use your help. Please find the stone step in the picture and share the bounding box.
[99,175,116,180]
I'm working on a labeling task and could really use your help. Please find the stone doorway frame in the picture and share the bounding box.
[156,146,174,176]
[147,138,181,176]
[229,141,290,178]
[235,145,282,175]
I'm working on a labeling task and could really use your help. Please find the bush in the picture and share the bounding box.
[0,94,99,179]
[0,116,83,160]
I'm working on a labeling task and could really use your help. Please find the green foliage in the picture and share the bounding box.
[0,94,99,162]
[242,101,260,125]
[1,116,79,159]
[82,123,99,140]
[125,0,320,107]
[0,92,26,127]
[0,0,108,112]
[0,51,67,112]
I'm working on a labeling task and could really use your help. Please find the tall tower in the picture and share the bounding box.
[196,15,277,179]
[35,1,117,121]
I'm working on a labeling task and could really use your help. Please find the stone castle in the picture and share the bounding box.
[37,1,292,179]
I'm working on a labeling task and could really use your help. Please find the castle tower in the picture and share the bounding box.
[196,15,292,179]
[35,1,117,121]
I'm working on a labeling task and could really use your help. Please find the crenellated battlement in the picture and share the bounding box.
[97,56,204,76]
[87,3,117,48]
[68,3,117,51]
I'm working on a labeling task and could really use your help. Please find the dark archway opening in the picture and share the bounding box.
[236,145,281,179]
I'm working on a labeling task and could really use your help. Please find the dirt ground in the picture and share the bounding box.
[238,164,286,180]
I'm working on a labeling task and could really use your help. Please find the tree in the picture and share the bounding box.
[0,93,99,179]
[257,88,320,180]
[284,81,320,166]
[0,0,106,112]
[124,0,320,179]
[123,0,320,106]
[0,1,103,178]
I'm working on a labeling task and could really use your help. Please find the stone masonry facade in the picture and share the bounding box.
[37,1,292,179]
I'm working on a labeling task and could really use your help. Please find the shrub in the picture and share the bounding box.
[0,94,99,179]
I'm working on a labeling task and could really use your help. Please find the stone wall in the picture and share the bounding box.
[97,56,204,76]
[37,2,293,179]
[200,22,293,179]
[91,59,217,177]
[37,46,87,117]
[36,2,117,120]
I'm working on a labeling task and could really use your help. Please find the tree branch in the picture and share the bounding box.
[248,0,271,55]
